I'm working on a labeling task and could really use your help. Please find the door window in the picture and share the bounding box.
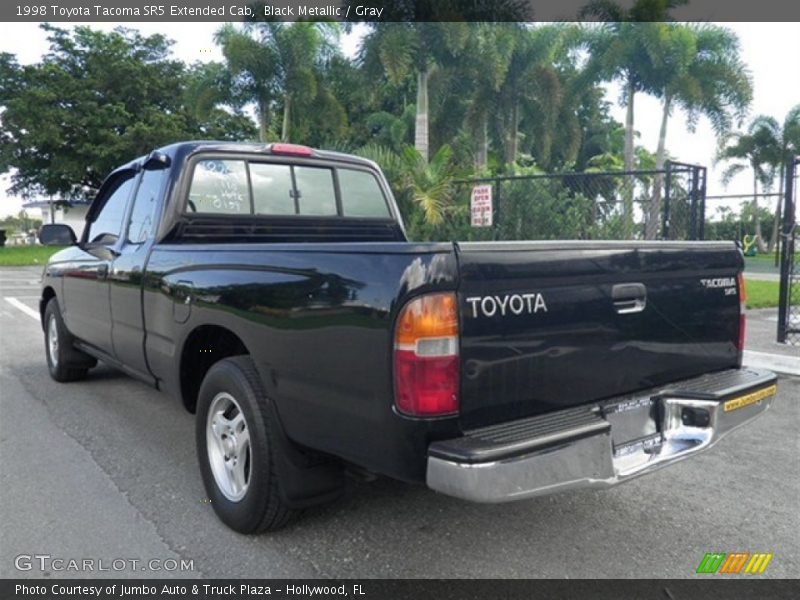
[87,174,136,244]
[127,169,165,243]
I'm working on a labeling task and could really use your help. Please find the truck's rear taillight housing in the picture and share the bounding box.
[394,293,459,416]
[738,273,747,352]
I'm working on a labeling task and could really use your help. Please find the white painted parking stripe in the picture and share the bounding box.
[743,350,800,377]
[4,297,40,321]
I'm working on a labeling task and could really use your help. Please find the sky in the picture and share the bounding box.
[0,21,798,218]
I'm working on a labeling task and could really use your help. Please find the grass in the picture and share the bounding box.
[745,253,778,262]
[0,245,65,266]
[744,278,781,310]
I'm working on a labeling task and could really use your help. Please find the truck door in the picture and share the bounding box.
[109,166,166,377]
[62,171,136,354]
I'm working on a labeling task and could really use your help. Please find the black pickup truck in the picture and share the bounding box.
[38,141,777,533]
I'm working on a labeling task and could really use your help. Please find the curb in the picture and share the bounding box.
[743,350,800,377]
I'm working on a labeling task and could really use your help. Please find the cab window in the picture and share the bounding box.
[127,169,165,243]
[339,168,390,217]
[188,159,250,214]
[86,173,136,245]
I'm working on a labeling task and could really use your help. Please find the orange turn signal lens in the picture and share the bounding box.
[395,293,458,347]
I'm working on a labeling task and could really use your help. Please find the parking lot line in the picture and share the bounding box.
[4,297,39,321]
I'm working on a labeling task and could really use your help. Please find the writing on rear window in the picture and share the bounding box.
[189,160,249,214]
[188,159,390,218]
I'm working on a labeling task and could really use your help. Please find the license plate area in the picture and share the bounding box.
[603,395,662,457]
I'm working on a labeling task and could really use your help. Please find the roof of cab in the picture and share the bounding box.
[111,141,379,177]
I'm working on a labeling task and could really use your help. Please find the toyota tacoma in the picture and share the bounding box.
[37,142,777,533]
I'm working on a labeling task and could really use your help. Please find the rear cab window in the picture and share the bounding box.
[187,157,391,219]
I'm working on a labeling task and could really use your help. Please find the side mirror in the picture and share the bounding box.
[143,151,171,170]
[39,223,77,246]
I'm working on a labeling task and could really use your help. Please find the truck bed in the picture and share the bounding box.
[143,237,743,482]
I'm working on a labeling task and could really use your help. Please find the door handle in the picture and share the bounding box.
[612,283,647,314]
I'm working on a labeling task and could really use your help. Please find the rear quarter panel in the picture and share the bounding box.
[143,242,461,481]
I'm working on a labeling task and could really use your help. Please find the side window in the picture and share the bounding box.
[127,169,165,243]
[250,163,295,215]
[294,166,337,216]
[188,159,249,214]
[338,169,390,217]
[87,174,136,244]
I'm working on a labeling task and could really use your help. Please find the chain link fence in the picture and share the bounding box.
[442,161,706,243]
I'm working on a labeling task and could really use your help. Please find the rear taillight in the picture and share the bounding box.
[737,273,746,352]
[393,292,459,416]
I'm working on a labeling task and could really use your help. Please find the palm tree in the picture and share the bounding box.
[581,21,661,237]
[581,0,688,238]
[400,145,459,226]
[362,23,469,161]
[644,24,752,239]
[717,121,782,253]
[214,24,277,142]
[215,22,340,142]
[354,143,459,227]
[498,24,570,168]
[461,23,517,169]
[749,106,800,252]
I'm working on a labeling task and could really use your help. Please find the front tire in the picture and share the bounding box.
[44,298,95,382]
[196,356,294,533]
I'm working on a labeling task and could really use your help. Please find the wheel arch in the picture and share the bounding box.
[40,286,56,330]
[179,324,249,413]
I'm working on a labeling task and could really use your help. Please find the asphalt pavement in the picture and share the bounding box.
[1,266,798,578]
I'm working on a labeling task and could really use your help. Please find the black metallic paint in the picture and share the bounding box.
[40,142,746,484]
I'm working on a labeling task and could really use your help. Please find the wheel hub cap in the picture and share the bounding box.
[48,315,59,368]
[206,392,251,502]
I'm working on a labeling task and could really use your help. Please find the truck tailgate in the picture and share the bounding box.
[456,241,743,428]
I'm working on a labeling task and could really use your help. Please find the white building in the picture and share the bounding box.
[22,199,91,239]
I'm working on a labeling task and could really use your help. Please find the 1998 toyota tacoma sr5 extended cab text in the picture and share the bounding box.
[38,142,777,533]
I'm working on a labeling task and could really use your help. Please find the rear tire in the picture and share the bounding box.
[196,356,294,533]
[44,298,95,382]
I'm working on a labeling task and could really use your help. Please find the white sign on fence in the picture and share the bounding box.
[470,184,493,227]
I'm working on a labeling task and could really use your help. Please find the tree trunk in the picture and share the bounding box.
[257,99,270,143]
[475,111,488,169]
[415,67,430,162]
[622,79,636,239]
[769,167,784,256]
[647,96,670,240]
[752,174,767,253]
[505,100,520,165]
[281,95,291,142]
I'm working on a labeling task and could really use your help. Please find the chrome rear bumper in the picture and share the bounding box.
[426,368,777,503]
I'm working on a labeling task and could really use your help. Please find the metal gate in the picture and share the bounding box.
[778,157,799,345]
[663,161,707,241]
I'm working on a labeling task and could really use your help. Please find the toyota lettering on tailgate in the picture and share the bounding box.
[465,293,548,318]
